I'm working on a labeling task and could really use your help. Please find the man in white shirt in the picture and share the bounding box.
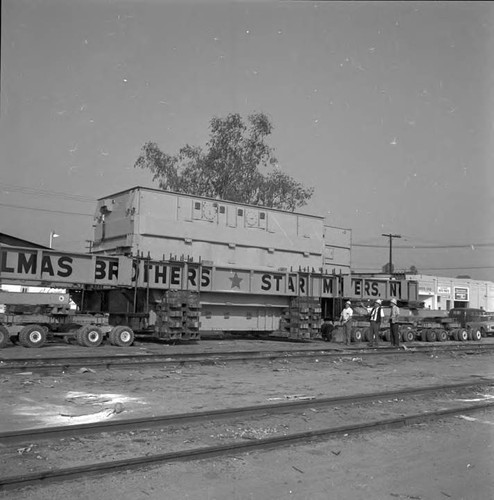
[389,298,400,347]
[340,301,353,346]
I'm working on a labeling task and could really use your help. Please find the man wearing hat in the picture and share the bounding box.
[389,298,400,347]
[368,299,384,347]
[339,300,354,346]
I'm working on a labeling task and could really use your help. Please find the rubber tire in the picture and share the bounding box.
[384,330,391,342]
[426,330,436,342]
[18,324,47,348]
[351,329,363,343]
[436,330,448,342]
[109,326,134,347]
[0,325,10,349]
[76,325,103,347]
[363,328,371,342]
[471,329,482,341]
[403,329,415,343]
[457,329,469,341]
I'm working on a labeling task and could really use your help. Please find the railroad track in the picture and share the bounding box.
[1,380,493,491]
[1,342,493,374]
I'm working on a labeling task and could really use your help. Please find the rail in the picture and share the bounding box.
[1,380,492,490]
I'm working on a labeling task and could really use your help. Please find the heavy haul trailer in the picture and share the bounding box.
[95,258,418,341]
[396,309,484,343]
[0,291,114,348]
[0,244,418,348]
[349,304,483,344]
[0,246,136,349]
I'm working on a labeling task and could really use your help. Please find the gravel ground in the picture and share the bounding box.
[1,339,493,499]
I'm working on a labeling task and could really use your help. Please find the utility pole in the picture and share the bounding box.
[382,233,401,274]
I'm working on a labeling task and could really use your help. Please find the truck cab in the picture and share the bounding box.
[448,308,494,337]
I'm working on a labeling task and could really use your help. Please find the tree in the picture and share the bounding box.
[408,265,419,275]
[135,113,314,211]
[382,262,394,274]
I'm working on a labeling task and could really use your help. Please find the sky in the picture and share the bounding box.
[1,0,493,280]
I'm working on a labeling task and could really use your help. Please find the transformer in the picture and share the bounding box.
[92,186,351,275]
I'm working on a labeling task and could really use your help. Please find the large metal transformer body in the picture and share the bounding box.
[91,186,352,275]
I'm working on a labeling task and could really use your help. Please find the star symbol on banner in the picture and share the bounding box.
[229,273,243,289]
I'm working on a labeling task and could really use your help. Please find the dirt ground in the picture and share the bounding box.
[1,339,493,499]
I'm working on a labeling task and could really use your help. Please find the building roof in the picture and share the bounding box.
[0,232,49,249]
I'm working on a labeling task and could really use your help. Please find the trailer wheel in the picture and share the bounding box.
[457,329,469,341]
[402,328,415,343]
[351,328,363,343]
[77,325,103,347]
[426,330,436,342]
[109,326,134,347]
[436,330,448,342]
[363,328,371,342]
[0,326,10,349]
[383,330,391,342]
[19,325,46,348]
[471,329,482,341]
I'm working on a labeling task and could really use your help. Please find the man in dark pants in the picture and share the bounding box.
[368,299,384,347]
[389,298,400,347]
[339,301,353,346]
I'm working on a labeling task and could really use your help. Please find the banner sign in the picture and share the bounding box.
[343,277,408,301]
[136,262,337,297]
[0,246,417,301]
[0,246,131,287]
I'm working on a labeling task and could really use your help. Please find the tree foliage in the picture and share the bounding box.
[382,262,395,274]
[135,113,314,211]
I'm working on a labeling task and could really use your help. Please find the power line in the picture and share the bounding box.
[1,185,493,248]
[0,202,93,217]
[353,242,494,249]
[0,183,97,203]
[417,265,494,271]
[353,265,494,272]
[0,188,492,254]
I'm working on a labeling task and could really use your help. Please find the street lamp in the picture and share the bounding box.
[49,231,60,249]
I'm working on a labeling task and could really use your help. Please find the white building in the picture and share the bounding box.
[405,274,494,311]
